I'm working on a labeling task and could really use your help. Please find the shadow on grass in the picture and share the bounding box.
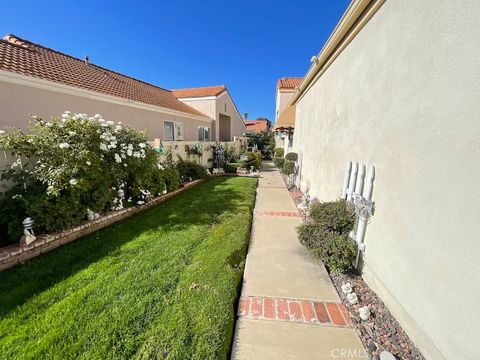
[0,176,255,318]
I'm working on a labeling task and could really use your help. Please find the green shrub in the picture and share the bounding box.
[224,163,241,174]
[0,112,174,244]
[311,233,356,272]
[308,200,355,235]
[281,160,296,175]
[274,147,284,157]
[160,167,180,191]
[176,159,208,181]
[244,151,262,170]
[273,157,285,168]
[285,152,298,161]
[296,199,356,272]
[297,221,328,249]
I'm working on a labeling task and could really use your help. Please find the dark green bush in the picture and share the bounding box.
[176,159,208,181]
[244,151,262,170]
[311,233,357,272]
[308,200,355,235]
[224,163,242,174]
[297,199,356,272]
[274,147,284,157]
[281,160,296,175]
[273,157,285,168]
[161,167,180,191]
[285,152,298,161]
[297,221,328,249]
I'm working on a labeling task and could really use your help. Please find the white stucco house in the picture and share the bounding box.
[287,0,480,359]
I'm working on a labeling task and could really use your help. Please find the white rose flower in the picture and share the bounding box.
[100,143,108,151]
[127,148,133,156]
[139,143,146,148]
[69,179,78,186]
[106,121,114,126]
[59,143,70,149]
[0,130,5,134]
[86,161,91,166]
[114,153,122,163]
[68,131,76,136]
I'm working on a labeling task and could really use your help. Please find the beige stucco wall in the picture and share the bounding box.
[174,97,217,140]
[216,92,246,140]
[293,1,480,359]
[275,89,295,121]
[178,91,246,141]
[0,81,213,141]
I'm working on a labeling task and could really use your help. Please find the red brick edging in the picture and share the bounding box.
[0,179,204,272]
[254,210,301,217]
[237,296,353,328]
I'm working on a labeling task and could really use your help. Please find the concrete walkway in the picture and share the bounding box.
[231,162,365,360]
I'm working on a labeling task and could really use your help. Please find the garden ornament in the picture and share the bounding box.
[379,351,396,360]
[21,217,36,245]
[347,292,359,305]
[341,282,353,294]
[359,306,371,321]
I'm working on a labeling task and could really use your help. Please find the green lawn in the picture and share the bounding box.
[0,176,257,360]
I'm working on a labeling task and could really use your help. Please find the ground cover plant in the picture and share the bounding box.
[0,176,257,359]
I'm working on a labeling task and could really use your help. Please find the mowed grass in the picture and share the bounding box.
[0,176,257,360]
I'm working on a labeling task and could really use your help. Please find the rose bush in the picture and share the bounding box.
[0,112,178,245]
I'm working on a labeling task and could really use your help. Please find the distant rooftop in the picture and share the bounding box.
[172,85,227,98]
[277,77,303,90]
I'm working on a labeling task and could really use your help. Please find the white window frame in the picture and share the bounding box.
[164,121,184,141]
[198,126,210,141]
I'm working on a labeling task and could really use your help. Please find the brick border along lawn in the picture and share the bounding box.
[0,176,257,360]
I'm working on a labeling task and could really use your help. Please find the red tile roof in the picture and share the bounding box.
[277,77,303,90]
[0,34,208,117]
[172,85,226,98]
[245,119,269,133]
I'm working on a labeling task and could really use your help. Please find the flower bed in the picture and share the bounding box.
[0,179,203,272]
[0,112,184,246]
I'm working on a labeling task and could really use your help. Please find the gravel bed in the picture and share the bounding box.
[286,185,425,360]
[330,271,425,360]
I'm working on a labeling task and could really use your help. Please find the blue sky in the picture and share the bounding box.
[0,0,350,122]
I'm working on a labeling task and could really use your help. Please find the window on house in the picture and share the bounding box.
[198,126,210,141]
[164,121,184,141]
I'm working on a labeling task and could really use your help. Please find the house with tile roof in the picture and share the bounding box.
[172,85,246,141]
[273,77,303,154]
[244,119,270,133]
[0,34,244,142]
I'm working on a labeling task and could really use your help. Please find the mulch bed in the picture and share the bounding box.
[286,184,425,360]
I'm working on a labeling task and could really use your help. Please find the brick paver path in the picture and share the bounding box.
[231,161,365,359]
